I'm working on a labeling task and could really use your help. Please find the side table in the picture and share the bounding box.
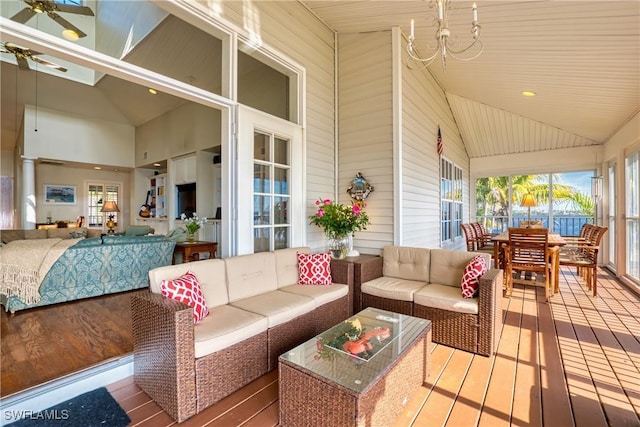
[173,241,218,264]
[331,254,380,314]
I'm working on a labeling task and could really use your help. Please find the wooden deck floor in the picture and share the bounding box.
[108,267,640,427]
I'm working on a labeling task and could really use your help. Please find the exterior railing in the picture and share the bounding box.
[476,215,594,237]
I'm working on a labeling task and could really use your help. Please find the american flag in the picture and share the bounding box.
[437,126,443,156]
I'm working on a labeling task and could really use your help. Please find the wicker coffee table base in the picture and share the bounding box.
[279,328,431,427]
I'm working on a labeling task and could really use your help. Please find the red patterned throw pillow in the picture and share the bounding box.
[461,255,488,298]
[297,252,332,285]
[161,271,209,324]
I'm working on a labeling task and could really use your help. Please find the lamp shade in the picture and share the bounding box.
[520,194,537,208]
[101,201,120,213]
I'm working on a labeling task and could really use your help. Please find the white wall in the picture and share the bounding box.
[135,102,221,166]
[399,30,468,250]
[338,31,394,254]
[470,145,604,179]
[22,105,135,167]
[35,164,132,229]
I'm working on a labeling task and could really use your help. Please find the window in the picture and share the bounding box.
[441,158,462,243]
[87,183,120,228]
[475,171,594,235]
[253,131,290,252]
[55,0,81,5]
[626,151,639,281]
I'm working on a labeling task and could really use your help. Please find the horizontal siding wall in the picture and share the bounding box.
[400,33,469,250]
[338,31,394,254]
[201,1,336,251]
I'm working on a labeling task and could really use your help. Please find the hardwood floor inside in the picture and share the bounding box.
[0,289,144,397]
[3,268,639,426]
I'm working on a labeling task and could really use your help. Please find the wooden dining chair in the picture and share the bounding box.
[559,226,608,296]
[503,227,556,302]
[461,223,478,251]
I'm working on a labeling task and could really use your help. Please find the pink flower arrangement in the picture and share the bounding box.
[309,198,370,239]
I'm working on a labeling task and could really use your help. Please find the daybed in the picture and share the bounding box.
[353,246,503,356]
[131,247,353,423]
[0,234,175,313]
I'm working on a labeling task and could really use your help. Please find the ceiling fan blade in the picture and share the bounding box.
[16,56,31,71]
[30,55,67,72]
[54,4,94,16]
[47,12,87,38]
[10,7,36,24]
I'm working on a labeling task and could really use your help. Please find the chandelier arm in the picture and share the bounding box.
[406,43,441,64]
[446,39,483,58]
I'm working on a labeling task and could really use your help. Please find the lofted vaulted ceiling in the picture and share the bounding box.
[302,0,640,158]
[1,1,638,160]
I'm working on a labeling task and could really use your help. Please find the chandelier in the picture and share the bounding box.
[407,0,483,70]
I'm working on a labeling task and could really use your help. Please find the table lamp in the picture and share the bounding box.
[520,194,537,227]
[101,201,120,234]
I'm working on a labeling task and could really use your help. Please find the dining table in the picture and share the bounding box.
[491,230,567,270]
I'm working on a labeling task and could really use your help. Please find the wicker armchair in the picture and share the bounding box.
[353,248,503,356]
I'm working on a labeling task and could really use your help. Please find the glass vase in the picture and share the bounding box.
[187,231,196,242]
[327,234,349,259]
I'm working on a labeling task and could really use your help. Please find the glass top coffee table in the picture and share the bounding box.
[279,307,432,426]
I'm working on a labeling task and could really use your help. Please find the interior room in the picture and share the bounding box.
[0,0,638,425]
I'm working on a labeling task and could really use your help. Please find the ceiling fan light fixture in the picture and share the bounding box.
[62,29,79,42]
[522,91,536,97]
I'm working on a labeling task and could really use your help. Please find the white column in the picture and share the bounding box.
[21,156,37,229]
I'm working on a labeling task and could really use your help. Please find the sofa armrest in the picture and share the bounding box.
[477,268,503,356]
[131,291,197,423]
[352,256,383,312]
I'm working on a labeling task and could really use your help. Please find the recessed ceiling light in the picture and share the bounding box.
[62,29,79,41]
[153,163,161,167]
[148,88,157,95]
[522,91,536,97]
[94,166,101,170]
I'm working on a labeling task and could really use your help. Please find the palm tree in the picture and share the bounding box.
[476,174,594,231]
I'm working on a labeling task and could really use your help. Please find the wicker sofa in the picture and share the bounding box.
[353,246,503,356]
[131,247,353,423]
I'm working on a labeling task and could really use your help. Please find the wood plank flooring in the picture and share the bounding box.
[0,289,144,397]
[107,267,640,426]
[2,268,639,426]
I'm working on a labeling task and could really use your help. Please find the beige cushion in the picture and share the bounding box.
[230,290,315,327]
[194,305,268,358]
[274,246,310,288]
[24,229,48,240]
[430,249,491,288]
[361,276,428,302]
[225,252,278,302]
[279,283,348,307]
[382,246,431,282]
[414,283,479,314]
[148,259,229,307]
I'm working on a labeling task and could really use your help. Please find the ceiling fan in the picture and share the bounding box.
[1,42,67,72]
[11,0,94,39]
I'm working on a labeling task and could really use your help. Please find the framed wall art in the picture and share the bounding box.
[44,185,76,205]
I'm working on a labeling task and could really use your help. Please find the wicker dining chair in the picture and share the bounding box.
[503,227,556,302]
